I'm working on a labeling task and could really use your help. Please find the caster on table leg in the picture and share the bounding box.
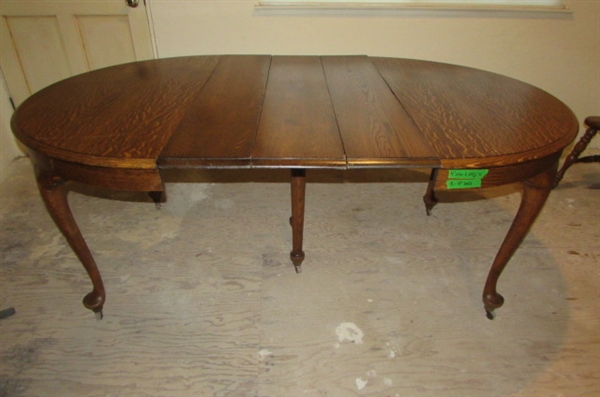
[290,251,305,274]
[483,292,504,320]
[83,290,105,320]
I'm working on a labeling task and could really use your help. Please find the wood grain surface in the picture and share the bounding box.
[12,56,221,169]
[322,56,438,167]
[11,55,578,173]
[159,55,271,168]
[372,57,579,168]
[252,56,345,168]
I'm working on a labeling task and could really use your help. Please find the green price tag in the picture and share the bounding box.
[446,179,483,189]
[448,169,489,179]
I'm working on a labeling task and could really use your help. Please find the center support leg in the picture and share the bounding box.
[482,164,557,319]
[34,166,106,319]
[290,169,306,273]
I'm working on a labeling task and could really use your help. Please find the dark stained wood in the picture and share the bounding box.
[10,55,579,318]
[423,169,439,216]
[482,163,558,319]
[321,56,438,167]
[34,165,106,318]
[252,56,345,168]
[433,153,561,191]
[290,169,306,273]
[12,56,221,169]
[372,57,579,168]
[159,55,271,168]
[28,148,164,192]
[554,116,600,186]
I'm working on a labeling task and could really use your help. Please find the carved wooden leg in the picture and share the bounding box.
[483,164,557,319]
[34,166,106,318]
[290,169,306,273]
[423,168,439,216]
[554,124,598,187]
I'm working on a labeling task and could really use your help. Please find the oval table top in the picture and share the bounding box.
[12,55,578,172]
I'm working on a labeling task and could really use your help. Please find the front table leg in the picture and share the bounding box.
[483,165,556,319]
[34,166,106,318]
[290,169,306,273]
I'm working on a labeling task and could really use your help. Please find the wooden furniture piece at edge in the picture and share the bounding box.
[554,116,600,187]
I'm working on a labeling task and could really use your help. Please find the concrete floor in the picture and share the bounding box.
[0,156,598,397]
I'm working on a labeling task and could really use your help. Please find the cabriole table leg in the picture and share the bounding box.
[482,164,557,319]
[290,169,306,273]
[34,166,106,319]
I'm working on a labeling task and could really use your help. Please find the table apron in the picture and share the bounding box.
[28,149,164,192]
[434,152,561,190]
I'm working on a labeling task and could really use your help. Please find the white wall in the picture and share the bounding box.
[1,0,598,182]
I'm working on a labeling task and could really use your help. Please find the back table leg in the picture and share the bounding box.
[423,168,439,216]
[290,169,306,273]
[34,166,106,318]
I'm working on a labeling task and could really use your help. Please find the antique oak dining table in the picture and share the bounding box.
[10,55,578,320]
